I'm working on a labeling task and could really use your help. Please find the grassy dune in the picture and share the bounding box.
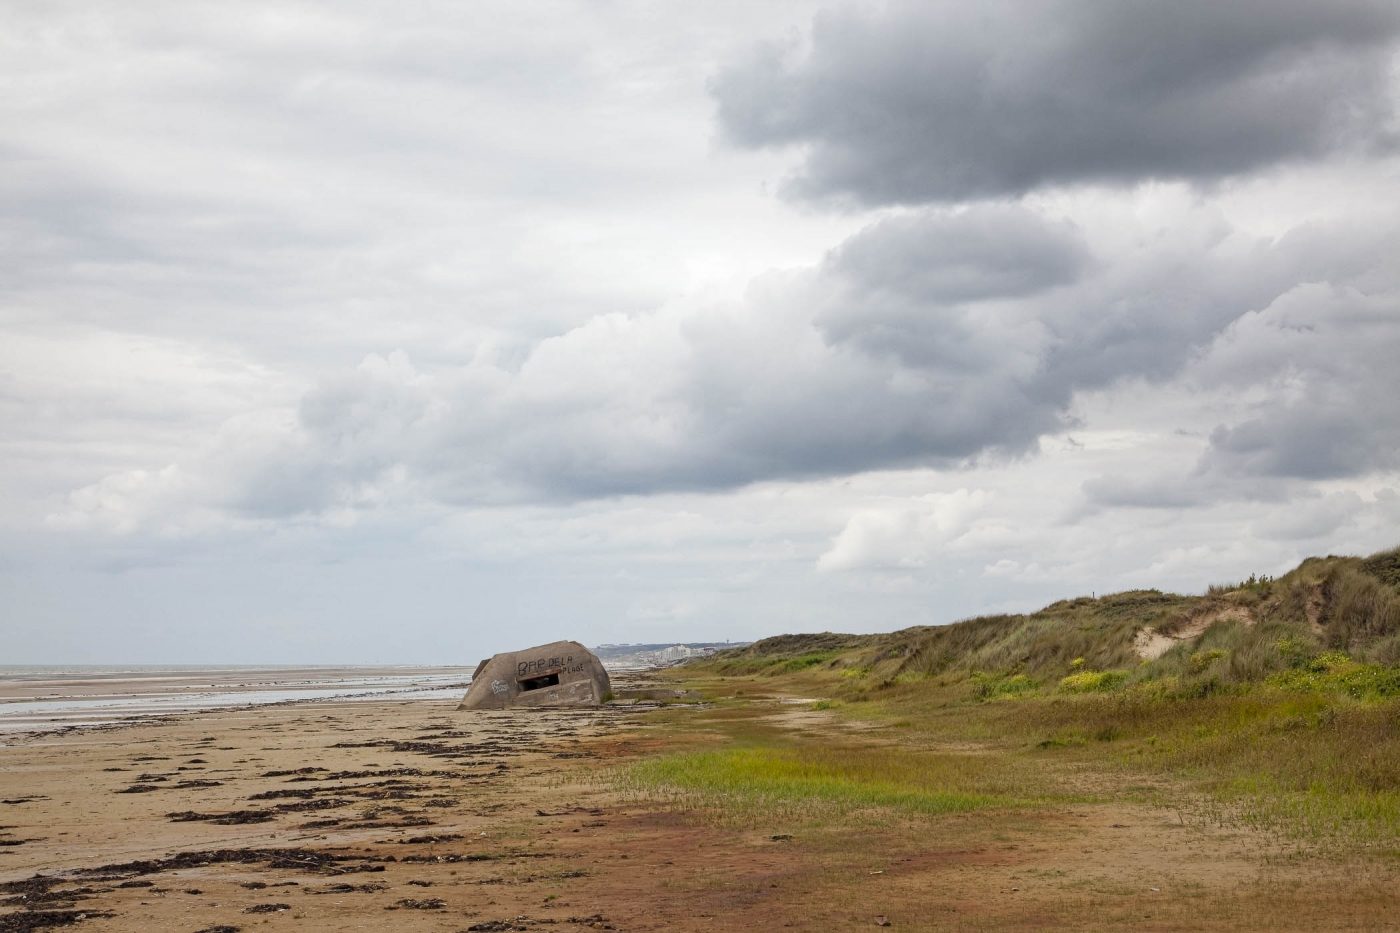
[710,546,1400,689]
[635,546,1400,850]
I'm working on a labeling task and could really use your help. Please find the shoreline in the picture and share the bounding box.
[0,666,470,740]
[0,665,467,701]
[0,685,468,747]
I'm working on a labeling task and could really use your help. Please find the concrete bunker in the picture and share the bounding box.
[458,639,611,710]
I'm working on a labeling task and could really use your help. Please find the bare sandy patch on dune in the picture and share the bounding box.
[1134,606,1257,660]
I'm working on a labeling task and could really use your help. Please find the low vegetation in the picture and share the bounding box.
[658,545,1400,848]
[705,545,1400,694]
[621,745,1012,823]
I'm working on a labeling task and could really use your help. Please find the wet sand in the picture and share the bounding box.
[0,667,462,702]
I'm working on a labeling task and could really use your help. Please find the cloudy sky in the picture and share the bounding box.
[4,0,1399,663]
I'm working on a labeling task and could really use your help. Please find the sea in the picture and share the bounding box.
[0,665,469,739]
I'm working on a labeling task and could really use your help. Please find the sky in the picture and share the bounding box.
[3,0,1399,663]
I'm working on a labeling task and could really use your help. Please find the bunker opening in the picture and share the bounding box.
[519,672,561,692]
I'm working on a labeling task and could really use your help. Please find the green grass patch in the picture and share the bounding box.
[779,651,840,673]
[971,671,1038,700]
[621,744,1017,822]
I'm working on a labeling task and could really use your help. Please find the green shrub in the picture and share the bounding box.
[970,672,1037,701]
[778,651,840,673]
[1269,652,1400,699]
[1189,648,1228,673]
[1276,636,1314,668]
[1059,670,1128,693]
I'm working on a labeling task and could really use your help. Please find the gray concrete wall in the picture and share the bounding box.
[458,640,611,710]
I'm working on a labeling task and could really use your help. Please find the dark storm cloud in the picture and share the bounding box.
[812,205,1317,394]
[229,208,1093,511]
[1205,409,1393,480]
[825,207,1088,304]
[814,206,1087,367]
[1193,279,1400,482]
[1080,473,1217,510]
[248,208,1396,508]
[1083,270,1400,508]
[804,207,1377,490]
[712,0,1400,204]
[463,209,1091,497]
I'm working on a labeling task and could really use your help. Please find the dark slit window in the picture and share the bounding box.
[519,672,560,691]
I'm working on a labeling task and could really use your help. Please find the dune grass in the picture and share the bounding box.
[665,546,1400,848]
[712,546,1400,695]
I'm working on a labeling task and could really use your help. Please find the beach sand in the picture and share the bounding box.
[0,685,660,932]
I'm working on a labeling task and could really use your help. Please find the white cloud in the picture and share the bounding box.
[817,489,990,572]
[2,0,1398,661]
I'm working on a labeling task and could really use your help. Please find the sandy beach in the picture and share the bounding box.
[0,684,656,932]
